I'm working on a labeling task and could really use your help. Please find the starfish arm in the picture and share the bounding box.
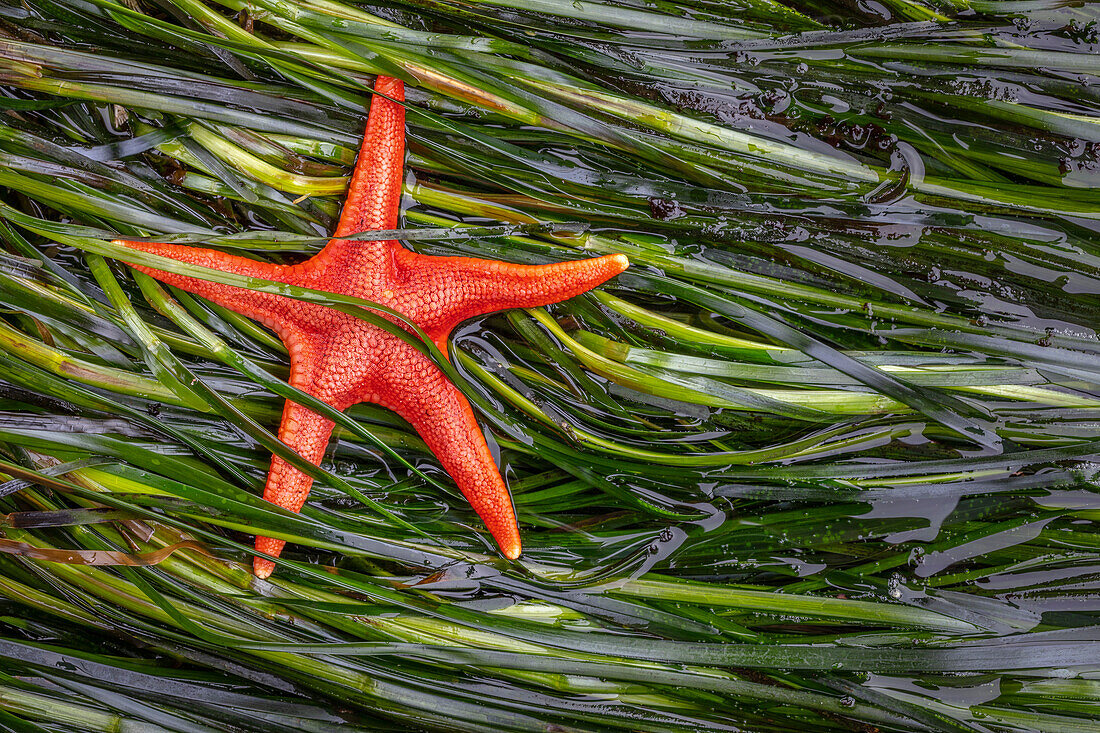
[113,240,292,332]
[400,252,629,333]
[335,76,405,237]
[301,76,406,283]
[253,399,336,578]
[373,341,521,559]
[253,335,337,578]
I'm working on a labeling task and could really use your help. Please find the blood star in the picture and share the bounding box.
[114,76,628,577]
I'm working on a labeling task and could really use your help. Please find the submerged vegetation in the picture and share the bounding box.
[0,0,1099,730]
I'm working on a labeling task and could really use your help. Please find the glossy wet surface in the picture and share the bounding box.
[0,0,1098,730]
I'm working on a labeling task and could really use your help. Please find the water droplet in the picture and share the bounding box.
[887,573,903,600]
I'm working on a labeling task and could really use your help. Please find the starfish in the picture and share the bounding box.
[114,76,628,577]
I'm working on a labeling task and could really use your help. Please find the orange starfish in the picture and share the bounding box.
[115,76,628,577]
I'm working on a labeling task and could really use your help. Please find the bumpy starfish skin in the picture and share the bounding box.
[114,76,628,577]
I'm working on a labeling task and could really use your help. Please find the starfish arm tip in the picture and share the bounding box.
[516,251,629,305]
[253,557,276,579]
[428,251,631,322]
[489,512,523,560]
[255,534,290,578]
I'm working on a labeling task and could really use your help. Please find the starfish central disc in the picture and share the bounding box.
[115,76,628,577]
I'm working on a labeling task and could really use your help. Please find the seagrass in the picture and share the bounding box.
[0,0,1098,731]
